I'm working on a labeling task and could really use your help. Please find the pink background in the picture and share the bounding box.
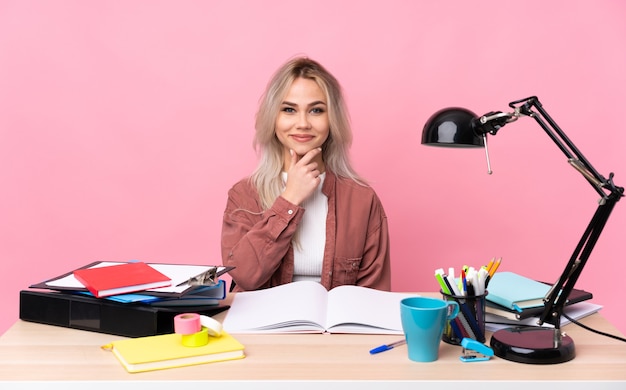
[1,1,625,336]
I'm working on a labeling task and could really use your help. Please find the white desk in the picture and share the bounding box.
[1,293,625,389]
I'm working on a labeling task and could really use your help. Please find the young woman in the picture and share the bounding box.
[221,57,391,291]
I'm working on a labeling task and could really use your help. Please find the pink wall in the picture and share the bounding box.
[1,1,625,336]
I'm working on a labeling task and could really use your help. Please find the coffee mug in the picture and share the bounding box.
[400,296,460,362]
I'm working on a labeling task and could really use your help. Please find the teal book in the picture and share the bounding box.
[486,272,551,310]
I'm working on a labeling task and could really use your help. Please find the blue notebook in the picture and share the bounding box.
[486,272,551,310]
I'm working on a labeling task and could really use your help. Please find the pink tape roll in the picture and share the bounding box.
[174,313,202,335]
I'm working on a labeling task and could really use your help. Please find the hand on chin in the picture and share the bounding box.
[291,145,319,157]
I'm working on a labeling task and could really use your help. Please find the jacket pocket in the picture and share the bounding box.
[332,257,362,286]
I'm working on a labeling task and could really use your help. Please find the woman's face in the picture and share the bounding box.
[275,77,330,166]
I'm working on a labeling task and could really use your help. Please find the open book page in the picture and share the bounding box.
[326,286,416,334]
[222,281,418,334]
[222,281,329,333]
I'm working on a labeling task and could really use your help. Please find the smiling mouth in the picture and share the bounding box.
[291,135,314,142]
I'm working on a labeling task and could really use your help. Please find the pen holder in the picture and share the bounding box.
[440,290,487,345]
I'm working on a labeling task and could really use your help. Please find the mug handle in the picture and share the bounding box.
[446,301,460,320]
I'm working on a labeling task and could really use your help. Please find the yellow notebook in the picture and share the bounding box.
[103,331,245,373]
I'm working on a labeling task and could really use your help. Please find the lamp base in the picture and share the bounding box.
[490,327,575,364]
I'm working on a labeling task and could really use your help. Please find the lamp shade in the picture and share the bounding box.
[421,107,483,147]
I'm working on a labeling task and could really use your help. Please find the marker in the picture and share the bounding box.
[435,269,451,295]
[477,267,489,294]
[369,339,406,354]
[448,267,455,283]
[469,269,480,296]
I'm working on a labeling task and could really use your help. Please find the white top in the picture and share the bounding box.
[282,172,328,283]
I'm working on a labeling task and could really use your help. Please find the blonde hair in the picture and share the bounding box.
[251,56,365,210]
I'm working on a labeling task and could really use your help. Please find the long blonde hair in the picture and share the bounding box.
[251,56,365,210]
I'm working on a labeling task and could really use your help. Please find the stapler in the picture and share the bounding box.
[460,338,494,362]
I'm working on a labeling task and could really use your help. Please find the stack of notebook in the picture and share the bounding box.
[20,261,234,337]
[484,271,600,330]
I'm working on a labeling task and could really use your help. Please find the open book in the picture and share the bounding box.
[222,281,416,334]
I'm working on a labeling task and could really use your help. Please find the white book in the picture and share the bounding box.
[222,281,416,334]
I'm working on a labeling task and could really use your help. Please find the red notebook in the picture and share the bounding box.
[73,262,172,298]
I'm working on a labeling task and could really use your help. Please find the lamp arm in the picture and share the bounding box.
[539,192,619,329]
[497,96,625,329]
[511,96,614,199]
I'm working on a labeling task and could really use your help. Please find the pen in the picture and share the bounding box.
[444,274,462,297]
[369,339,406,354]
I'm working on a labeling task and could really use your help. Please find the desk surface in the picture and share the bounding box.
[1,292,625,384]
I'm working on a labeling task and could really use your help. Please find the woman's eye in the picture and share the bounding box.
[311,107,325,114]
[281,107,296,113]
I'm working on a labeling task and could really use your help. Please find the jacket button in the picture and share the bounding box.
[288,209,293,215]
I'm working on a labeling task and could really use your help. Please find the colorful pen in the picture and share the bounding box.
[461,269,467,295]
[369,339,406,354]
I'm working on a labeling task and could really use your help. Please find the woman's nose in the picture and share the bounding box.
[296,112,311,129]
